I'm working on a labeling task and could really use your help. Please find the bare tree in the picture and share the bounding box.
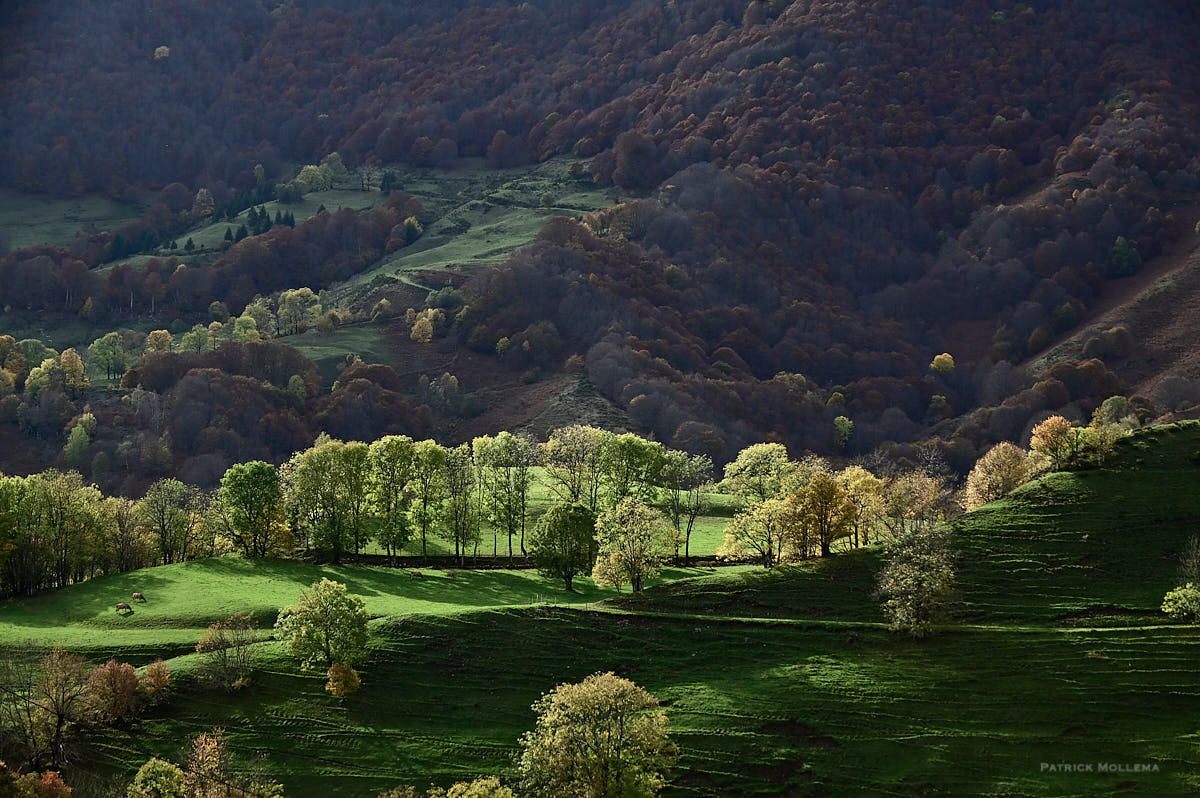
[1179,535,1200,587]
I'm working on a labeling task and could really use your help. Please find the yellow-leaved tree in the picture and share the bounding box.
[517,672,678,798]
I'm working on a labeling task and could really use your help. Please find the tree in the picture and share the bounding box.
[443,444,480,563]
[794,471,856,557]
[833,415,854,449]
[86,659,141,723]
[407,440,447,559]
[929,352,955,375]
[184,729,229,798]
[63,423,91,467]
[517,672,677,798]
[599,433,663,507]
[214,462,286,558]
[410,316,434,343]
[37,647,89,768]
[197,612,258,691]
[140,659,170,704]
[717,498,796,567]
[89,332,127,383]
[721,443,793,505]
[540,425,612,513]
[1029,415,1076,471]
[144,330,173,353]
[529,503,597,591]
[879,471,948,543]
[656,451,710,565]
[232,314,260,343]
[59,348,88,393]
[1161,583,1200,622]
[277,288,322,335]
[274,579,369,670]
[838,466,883,547]
[1085,409,1125,466]
[474,432,534,558]
[128,758,186,798]
[284,438,371,563]
[592,498,672,592]
[436,777,515,798]
[368,436,416,563]
[138,479,204,565]
[1109,236,1142,277]
[877,526,955,638]
[964,442,1030,510]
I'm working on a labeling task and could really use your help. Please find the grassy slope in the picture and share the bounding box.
[0,191,146,251]
[340,157,609,289]
[12,424,1200,796]
[0,557,741,655]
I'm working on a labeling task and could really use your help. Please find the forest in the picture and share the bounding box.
[0,0,1197,482]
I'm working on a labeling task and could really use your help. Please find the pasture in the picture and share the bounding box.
[7,422,1200,796]
[0,190,145,251]
[0,556,741,657]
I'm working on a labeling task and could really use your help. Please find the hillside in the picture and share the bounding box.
[1,1,1199,477]
[1,423,1195,796]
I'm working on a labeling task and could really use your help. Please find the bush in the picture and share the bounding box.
[128,758,186,798]
[196,612,258,691]
[140,659,170,703]
[877,527,956,637]
[1161,583,1200,622]
[87,660,141,723]
[324,662,361,698]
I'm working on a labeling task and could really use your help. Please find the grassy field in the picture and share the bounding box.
[280,325,405,380]
[0,557,741,656]
[0,190,146,251]
[7,423,1200,796]
[342,157,610,290]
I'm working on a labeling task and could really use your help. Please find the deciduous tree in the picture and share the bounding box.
[592,498,671,592]
[717,498,797,567]
[214,461,286,558]
[407,440,447,559]
[721,443,793,505]
[368,435,416,562]
[1029,415,1074,471]
[794,471,856,557]
[197,612,258,692]
[540,425,611,513]
[877,526,955,638]
[964,442,1030,510]
[474,432,534,558]
[517,672,677,798]
[529,503,597,591]
[86,659,141,723]
[274,579,368,670]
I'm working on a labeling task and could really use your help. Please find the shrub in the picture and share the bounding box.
[196,612,258,691]
[1162,583,1200,622]
[877,526,955,637]
[324,662,362,698]
[86,660,141,723]
[127,758,185,798]
[140,659,170,703]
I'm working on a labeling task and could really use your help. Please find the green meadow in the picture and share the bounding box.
[0,190,146,251]
[5,423,1200,796]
